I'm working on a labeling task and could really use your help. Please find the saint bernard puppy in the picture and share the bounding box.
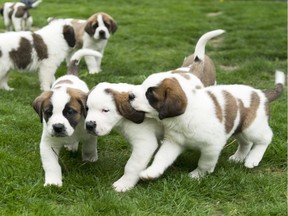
[84,29,223,192]
[48,12,117,74]
[0,19,76,91]
[32,49,102,187]
[129,70,285,181]
[0,1,41,31]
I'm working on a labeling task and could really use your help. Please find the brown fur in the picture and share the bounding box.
[105,88,145,123]
[15,6,29,18]
[146,78,187,120]
[53,79,74,88]
[71,20,85,48]
[32,33,48,60]
[207,91,223,123]
[223,90,238,134]
[32,91,53,123]
[263,83,284,102]
[181,54,216,87]
[62,25,76,48]
[9,37,32,69]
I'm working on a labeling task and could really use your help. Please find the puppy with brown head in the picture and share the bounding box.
[32,49,102,187]
[129,70,285,181]
[48,12,117,74]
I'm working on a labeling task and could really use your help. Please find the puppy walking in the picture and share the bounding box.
[32,49,102,187]
[129,71,285,180]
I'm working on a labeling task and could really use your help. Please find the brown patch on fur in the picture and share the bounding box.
[236,92,260,133]
[263,83,284,102]
[53,79,73,88]
[0,49,2,58]
[223,90,238,134]
[15,6,28,18]
[63,25,76,47]
[101,12,117,33]
[105,88,145,123]
[171,70,191,80]
[147,78,187,119]
[9,37,32,69]
[208,91,223,123]
[32,91,53,123]
[71,20,85,48]
[66,88,88,122]
[32,33,48,60]
[181,54,216,87]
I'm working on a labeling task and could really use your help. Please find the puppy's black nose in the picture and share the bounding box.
[128,93,135,101]
[53,123,65,133]
[99,30,106,38]
[86,121,96,131]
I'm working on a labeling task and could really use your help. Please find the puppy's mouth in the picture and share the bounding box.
[51,131,68,137]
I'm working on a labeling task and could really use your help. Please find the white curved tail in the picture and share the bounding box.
[194,29,225,61]
[67,49,103,76]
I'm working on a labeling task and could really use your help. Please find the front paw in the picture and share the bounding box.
[139,167,163,180]
[113,177,137,192]
[44,178,62,187]
[88,68,101,74]
[82,153,98,162]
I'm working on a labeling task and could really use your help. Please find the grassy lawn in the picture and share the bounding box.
[0,0,287,215]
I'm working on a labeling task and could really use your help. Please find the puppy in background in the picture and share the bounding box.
[0,19,76,91]
[129,70,285,181]
[32,49,102,187]
[48,12,117,74]
[0,1,41,31]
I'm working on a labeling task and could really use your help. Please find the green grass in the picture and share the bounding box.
[0,0,287,215]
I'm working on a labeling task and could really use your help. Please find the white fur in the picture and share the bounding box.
[130,71,284,180]
[1,2,33,31]
[38,74,98,187]
[0,19,75,91]
[70,48,103,64]
[85,82,163,192]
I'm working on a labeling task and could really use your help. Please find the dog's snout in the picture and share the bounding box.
[99,30,106,38]
[86,121,96,131]
[128,93,135,101]
[53,123,65,133]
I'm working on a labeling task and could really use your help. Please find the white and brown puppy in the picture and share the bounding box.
[83,29,223,192]
[48,12,117,74]
[129,71,285,180]
[0,1,41,31]
[0,19,76,91]
[32,49,102,187]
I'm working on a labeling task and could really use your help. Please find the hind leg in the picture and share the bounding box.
[229,134,253,163]
[244,126,273,168]
[0,72,13,91]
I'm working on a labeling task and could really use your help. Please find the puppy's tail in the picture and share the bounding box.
[67,49,103,76]
[31,0,43,8]
[263,70,285,102]
[193,29,225,62]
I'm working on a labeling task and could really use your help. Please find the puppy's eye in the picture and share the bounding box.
[102,109,109,113]
[44,109,52,117]
[92,23,98,29]
[66,108,77,116]
[104,22,110,29]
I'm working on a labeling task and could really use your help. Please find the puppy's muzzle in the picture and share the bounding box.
[86,121,97,134]
[99,30,106,39]
[52,123,66,136]
[128,93,135,101]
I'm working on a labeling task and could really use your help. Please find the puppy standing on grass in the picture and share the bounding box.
[0,1,42,31]
[129,71,285,180]
[0,19,76,91]
[32,49,102,187]
[48,12,117,74]
[84,29,224,192]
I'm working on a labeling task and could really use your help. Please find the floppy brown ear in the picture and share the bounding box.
[105,89,145,124]
[109,18,117,34]
[63,25,76,47]
[146,78,187,120]
[32,91,53,123]
[84,20,95,36]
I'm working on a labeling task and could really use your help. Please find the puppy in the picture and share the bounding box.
[129,70,285,181]
[83,30,222,192]
[0,19,76,91]
[32,49,102,187]
[48,12,117,74]
[0,1,40,31]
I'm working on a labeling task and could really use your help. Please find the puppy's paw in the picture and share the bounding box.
[113,178,137,192]
[64,143,78,152]
[229,154,245,163]
[139,167,162,180]
[244,159,259,169]
[44,178,62,187]
[88,68,101,74]
[82,153,98,162]
[188,168,208,179]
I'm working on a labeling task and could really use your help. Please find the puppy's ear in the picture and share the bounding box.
[63,25,76,47]
[84,20,95,36]
[32,91,53,123]
[105,89,145,124]
[109,18,117,34]
[147,78,187,120]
